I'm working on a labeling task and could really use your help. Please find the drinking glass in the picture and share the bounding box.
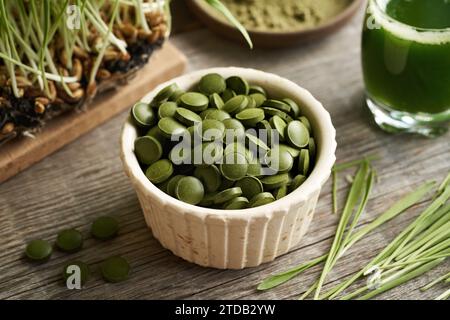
[362,0,450,137]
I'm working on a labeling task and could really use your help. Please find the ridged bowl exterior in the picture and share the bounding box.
[120,68,336,269]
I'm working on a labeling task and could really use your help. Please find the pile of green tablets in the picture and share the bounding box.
[132,74,316,209]
[25,216,130,285]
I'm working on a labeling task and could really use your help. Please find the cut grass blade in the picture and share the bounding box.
[314,162,370,299]
[354,258,446,300]
[421,271,450,291]
[332,155,379,172]
[257,256,325,291]
[257,173,434,294]
[327,182,449,300]
[204,0,253,49]
[332,170,338,214]
[435,288,450,300]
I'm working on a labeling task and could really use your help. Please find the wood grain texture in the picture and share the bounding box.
[0,7,449,300]
[0,43,187,184]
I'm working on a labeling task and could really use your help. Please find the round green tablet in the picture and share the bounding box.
[247,162,263,177]
[179,92,209,112]
[235,176,263,200]
[257,120,274,146]
[25,239,52,261]
[262,107,293,123]
[62,261,90,285]
[269,115,287,141]
[223,197,249,210]
[131,102,156,127]
[200,108,215,120]
[298,149,310,175]
[193,142,223,165]
[146,159,173,184]
[199,193,217,207]
[299,116,312,133]
[250,93,266,107]
[247,96,257,109]
[210,93,225,109]
[222,95,249,114]
[221,88,236,102]
[308,137,316,160]
[279,144,301,158]
[153,83,179,103]
[220,152,248,181]
[167,175,186,197]
[197,119,225,141]
[194,165,222,193]
[249,85,267,96]
[261,173,290,190]
[218,177,235,191]
[169,88,185,102]
[187,125,197,144]
[158,117,187,138]
[214,187,243,204]
[290,174,307,192]
[203,109,231,121]
[249,192,275,208]
[101,256,130,283]
[274,185,288,200]
[199,73,226,95]
[158,101,178,119]
[175,107,202,126]
[91,216,119,240]
[223,118,246,141]
[146,126,166,144]
[158,179,171,194]
[264,148,294,173]
[246,133,270,153]
[263,99,291,113]
[56,229,83,253]
[224,142,246,156]
[283,98,301,118]
[134,136,162,165]
[175,176,205,205]
[286,120,310,148]
[226,76,249,95]
[236,108,265,127]
[169,144,192,165]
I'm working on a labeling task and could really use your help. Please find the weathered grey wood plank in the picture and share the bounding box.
[0,7,449,300]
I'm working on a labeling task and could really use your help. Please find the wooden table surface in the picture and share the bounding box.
[1,2,449,300]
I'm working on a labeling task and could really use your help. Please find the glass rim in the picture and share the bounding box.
[371,0,450,34]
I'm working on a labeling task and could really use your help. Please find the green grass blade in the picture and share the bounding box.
[314,162,370,299]
[435,288,450,300]
[332,170,338,214]
[204,0,253,49]
[257,255,325,290]
[332,155,379,172]
[356,258,446,300]
[343,181,436,250]
[421,271,450,291]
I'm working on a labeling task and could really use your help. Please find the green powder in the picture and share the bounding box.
[219,0,353,32]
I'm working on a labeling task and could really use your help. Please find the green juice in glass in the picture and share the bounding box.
[362,0,450,136]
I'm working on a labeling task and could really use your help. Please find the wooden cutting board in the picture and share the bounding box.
[0,42,187,183]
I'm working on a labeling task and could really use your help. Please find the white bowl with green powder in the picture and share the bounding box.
[120,67,336,269]
[186,0,361,47]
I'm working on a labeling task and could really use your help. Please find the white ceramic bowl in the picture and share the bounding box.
[120,67,336,269]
